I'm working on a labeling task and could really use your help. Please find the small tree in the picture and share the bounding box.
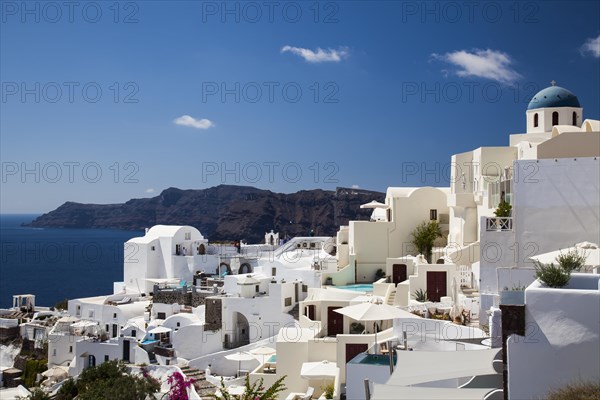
[494,201,512,217]
[413,289,429,302]
[534,262,571,288]
[214,374,286,400]
[410,221,442,263]
[556,249,587,272]
[57,360,160,400]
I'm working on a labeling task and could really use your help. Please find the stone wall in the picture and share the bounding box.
[153,291,212,308]
[204,297,222,332]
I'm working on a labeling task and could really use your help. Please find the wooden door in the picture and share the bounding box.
[426,271,447,302]
[346,343,368,362]
[327,307,343,336]
[306,305,316,320]
[392,264,407,284]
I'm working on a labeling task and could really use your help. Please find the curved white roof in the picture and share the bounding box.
[386,187,450,199]
[128,225,204,243]
[583,119,600,132]
[551,125,583,137]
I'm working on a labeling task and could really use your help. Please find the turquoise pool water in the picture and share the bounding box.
[336,284,374,292]
[349,353,396,365]
[267,355,277,363]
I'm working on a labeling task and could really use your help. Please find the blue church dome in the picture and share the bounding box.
[527,85,580,110]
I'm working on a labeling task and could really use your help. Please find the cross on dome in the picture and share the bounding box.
[550,80,557,86]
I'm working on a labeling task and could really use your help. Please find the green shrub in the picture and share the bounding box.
[410,221,442,263]
[413,289,429,302]
[494,201,512,217]
[556,249,587,271]
[23,359,47,387]
[547,381,600,400]
[534,262,571,288]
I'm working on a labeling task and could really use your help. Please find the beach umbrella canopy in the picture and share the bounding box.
[225,352,255,375]
[249,346,276,365]
[334,301,420,322]
[300,360,338,379]
[148,326,171,334]
[334,300,420,354]
[530,242,599,269]
[42,366,68,380]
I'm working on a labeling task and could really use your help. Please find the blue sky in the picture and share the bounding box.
[1,1,599,213]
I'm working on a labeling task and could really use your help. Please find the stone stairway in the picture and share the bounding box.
[387,289,396,305]
[179,366,217,399]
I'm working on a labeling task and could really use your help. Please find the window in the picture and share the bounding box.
[533,113,539,127]
[76,305,81,316]
[105,324,109,332]
[302,284,308,293]
[572,112,577,126]
[104,355,109,362]
[272,267,277,276]
[176,322,180,327]
[255,285,259,293]
[552,111,559,126]
[185,232,191,240]
[157,312,166,320]
[131,330,136,338]
[310,243,316,248]
[88,310,94,318]
[284,297,292,307]
[69,346,73,353]
[52,349,57,356]
[151,246,155,251]
[113,313,117,319]
[430,209,438,221]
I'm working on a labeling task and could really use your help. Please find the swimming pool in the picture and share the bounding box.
[335,284,374,292]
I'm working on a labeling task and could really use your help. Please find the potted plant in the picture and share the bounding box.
[322,382,335,399]
[413,288,429,303]
[410,221,442,263]
[350,322,365,334]
[375,269,386,279]
[492,201,512,230]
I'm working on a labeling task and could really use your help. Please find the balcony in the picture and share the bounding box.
[485,217,513,231]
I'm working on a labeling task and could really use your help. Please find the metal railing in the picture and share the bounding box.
[485,217,513,231]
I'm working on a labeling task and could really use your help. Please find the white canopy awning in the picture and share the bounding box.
[387,349,500,386]
[371,384,493,400]
[530,242,599,268]
[300,360,338,379]
[148,326,171,334]
[71,320,98,328]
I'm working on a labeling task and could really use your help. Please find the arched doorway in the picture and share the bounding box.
[217,263,232,277]
[239,263,252,274]
[232,311,250,347]
[198,244,206,255]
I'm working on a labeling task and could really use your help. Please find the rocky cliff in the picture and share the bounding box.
[26,185,385,243]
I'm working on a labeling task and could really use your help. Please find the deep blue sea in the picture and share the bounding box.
[0,215,142,309]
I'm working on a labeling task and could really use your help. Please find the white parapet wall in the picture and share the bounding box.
[507,274,600,399]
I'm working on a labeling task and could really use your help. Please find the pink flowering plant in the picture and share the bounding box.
[214,375,287,400]
[161,371,195,400]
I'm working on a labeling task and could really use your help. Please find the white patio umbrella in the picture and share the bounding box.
[148,326,171,334]
[530,242,599,270]
[449,277,461,321]
[360,200,388,209]
[225,351,255,376]
[300,360,338,380]
[249,346,275,365]
[334,300,420,353]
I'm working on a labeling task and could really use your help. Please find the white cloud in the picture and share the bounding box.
[580,34,600,58]
[145,188,155,194]
[431,49,522,84]
[351,184,360,189]
[173,115,215,130]
[281,45,349,63]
